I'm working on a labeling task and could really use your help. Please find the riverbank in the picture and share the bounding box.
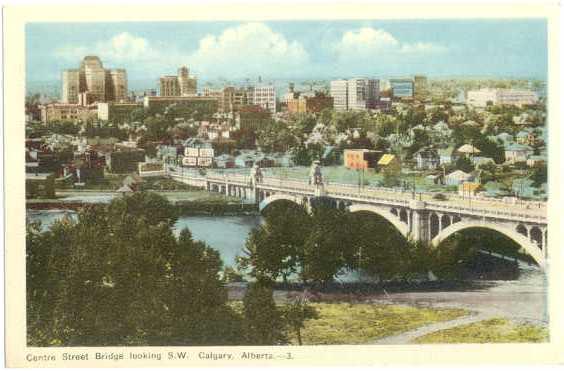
[27,189,259,216]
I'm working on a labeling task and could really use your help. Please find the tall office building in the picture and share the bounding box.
[62,69,80,104]
[159,66,197,96]
[159,76,180,97]
[61,56,128,104]
[413,75,428,100]
[347,78,379,110]
[330,78,379,111]
[330,80,349,111]
[252,84,276,114]
[177,66,197,96]
[390,78,414,99]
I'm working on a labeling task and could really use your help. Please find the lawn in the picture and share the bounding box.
[287,303,468,345]
[414,318,548,344]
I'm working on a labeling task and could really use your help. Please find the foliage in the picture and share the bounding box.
[26,192,244,346]
[238,201,309,282]
[242,282,286,345]
[455,156,475,173]
[281,295,319,345]
[530,166,547,187]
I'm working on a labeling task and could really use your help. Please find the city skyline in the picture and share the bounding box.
[26,19,547,86]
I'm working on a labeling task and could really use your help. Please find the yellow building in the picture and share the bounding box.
[377,154,401,172]
[344,149,382,170]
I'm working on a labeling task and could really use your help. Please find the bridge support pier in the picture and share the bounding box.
[409,200,429,243]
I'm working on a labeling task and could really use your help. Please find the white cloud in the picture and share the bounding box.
[188,22,310,78]
[55,32,159,63]
[54,24,310,80]
[334,27,447,56]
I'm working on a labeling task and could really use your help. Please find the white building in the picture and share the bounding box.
[330,80,348,111]
[253,85,276,114]
[330,78,379,111]
[467,88,538,108]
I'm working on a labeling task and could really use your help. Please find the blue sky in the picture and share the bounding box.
[26,19,547,85]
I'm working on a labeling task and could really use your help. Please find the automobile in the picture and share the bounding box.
[432,193,448,201]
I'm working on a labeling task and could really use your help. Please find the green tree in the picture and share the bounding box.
[238,202,309,282]
[455,156,475,173]
[242,282,286,345]
[26,192,241,346]
[301,204,351,284]
[282,295,319,345]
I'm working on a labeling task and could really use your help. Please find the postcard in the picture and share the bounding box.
[4,2,563,367]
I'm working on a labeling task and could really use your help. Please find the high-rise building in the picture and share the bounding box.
[61,56,127,104]
[159,66,197,96]
[414,75,428,100]
[252,85,276,114]
[159,76,180,97]
[347,78,379,110]
[62,69,80,104]
[107,69,128,102]
[203,86,251,113]
[177,66,197,96]
[330,78,379,111]
[390,78,414,99]
[330,80,349,111]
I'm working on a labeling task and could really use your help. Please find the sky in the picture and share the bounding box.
[26,19,547,87]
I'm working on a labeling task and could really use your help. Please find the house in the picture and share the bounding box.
[438,146,456,165]
[456,144,481,157]
[235,152,256,168]
[526,155,547,168]
[215,154,236,169]
[344,149,382,170]
[504,143,533,164]
[445,170,472,186]
[458,181,482,196]
[377,154,401,173]
[472,156,495,168]
[414,147,440,170]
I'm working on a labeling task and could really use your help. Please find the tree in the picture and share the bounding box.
[238,202,309,282]
[301,204,352,284]
[530,166,547,187]
[282,295,319,345]
[242,281,286,345]
[26,192,242,346]
[455,156,475,173]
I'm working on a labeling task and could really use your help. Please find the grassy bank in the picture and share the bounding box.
[288,303,468,345]
[414,318,548,343]
[229,301,467,345]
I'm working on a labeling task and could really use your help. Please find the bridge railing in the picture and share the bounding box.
[166,170,546,222]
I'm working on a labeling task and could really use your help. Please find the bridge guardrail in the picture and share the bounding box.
[166,170,546,222]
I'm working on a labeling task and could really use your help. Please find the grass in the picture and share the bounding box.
[287,303,468,345]
[414,318,549,344]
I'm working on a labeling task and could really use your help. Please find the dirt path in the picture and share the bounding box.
[373,312,493,344]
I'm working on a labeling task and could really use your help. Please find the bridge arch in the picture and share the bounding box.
[348,204,409,238]
[259,193,303,212]
[431,220,545,267]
